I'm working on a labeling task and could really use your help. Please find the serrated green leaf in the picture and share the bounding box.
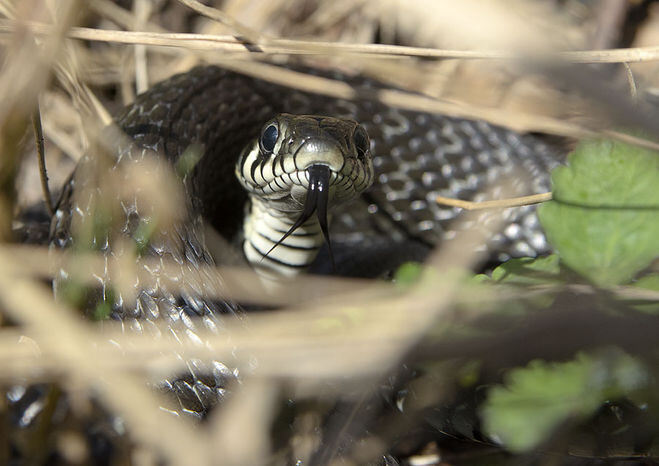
[481,352,647,453]
[538,140,659,286]
[482,357,598,452]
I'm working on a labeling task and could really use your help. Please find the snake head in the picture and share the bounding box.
[236,113,374,209]
[236,114,374,273]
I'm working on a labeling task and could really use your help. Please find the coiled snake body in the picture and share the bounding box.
[49,64,561,415]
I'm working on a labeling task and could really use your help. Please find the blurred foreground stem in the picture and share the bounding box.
[0,109,29,242]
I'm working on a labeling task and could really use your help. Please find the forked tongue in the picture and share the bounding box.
[263,164,335,270]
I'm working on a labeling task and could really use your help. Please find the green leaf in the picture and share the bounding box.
[477,255,567,310]
[481,352,647,453]
[394,261,424,286]
[634,273,659,291]
[538,140,659,286]
[482,357,598,452]
[490,254,564,285]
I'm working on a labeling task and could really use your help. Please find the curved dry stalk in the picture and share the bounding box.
[436,192,552,210]
[624,62,638,99]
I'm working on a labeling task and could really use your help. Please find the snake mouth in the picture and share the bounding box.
[262,164,335,269]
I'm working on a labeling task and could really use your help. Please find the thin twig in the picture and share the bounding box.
[436,192,552,210]
[31,104,54,216]
[133,0,149,93]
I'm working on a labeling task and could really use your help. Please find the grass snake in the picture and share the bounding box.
[46,64,562,417]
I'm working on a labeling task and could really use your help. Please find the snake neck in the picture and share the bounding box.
[242,197,325,277]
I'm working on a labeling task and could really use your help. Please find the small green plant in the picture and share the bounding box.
[399,139,659,455]
[479,139,659,452]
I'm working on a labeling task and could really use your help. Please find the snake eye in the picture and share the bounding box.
[353,126,370,162]
[260,123,279,154]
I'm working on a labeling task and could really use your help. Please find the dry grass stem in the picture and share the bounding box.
[208,380,278,465]
[0,280,655,384]
[3,244,393,306]
[624,62,638,98]
[0,176,516,391]
[436,192,553,210]
[5,19,659,63]
[132,0,150,93]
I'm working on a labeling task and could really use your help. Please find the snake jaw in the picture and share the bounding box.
[262,164,334,269]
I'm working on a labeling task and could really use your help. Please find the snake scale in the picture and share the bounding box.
[20,65,563,427]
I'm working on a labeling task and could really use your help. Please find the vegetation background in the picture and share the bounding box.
[0,0,658,465]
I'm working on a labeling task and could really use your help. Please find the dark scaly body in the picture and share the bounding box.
[44,65,561,418]
[63,65,560,255]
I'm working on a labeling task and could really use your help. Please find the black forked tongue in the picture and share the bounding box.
[263,164,334,271]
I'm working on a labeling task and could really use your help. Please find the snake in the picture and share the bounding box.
[39,64,561,423]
